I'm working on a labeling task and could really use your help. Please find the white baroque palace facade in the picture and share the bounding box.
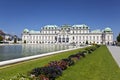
[22,24,113,44]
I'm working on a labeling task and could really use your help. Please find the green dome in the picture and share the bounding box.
[23,29,29,33]
[104,27,112,32]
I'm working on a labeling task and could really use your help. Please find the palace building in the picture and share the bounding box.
[22,24,113,45]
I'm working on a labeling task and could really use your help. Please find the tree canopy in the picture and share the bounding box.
[0,35,3,41]
[117,33,120,42]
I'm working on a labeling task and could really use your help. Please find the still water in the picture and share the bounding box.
[0,44,75,61]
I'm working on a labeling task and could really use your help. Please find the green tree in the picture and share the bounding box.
[0,35,3,41]
[117,33,120,42]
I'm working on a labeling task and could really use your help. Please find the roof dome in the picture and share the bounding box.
[104,27,112,32]
[23,29,29,33]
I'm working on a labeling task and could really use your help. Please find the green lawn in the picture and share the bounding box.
[0,47,84,79]
[57,46,120,80]
[0,45,120,80]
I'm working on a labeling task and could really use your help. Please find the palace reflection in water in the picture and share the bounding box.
[0,44,75,61]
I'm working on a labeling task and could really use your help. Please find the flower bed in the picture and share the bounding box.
[11,45,101,80]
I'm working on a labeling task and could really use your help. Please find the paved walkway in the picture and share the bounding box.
[107,46,120,68]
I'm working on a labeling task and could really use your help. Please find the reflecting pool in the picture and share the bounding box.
[0,44,76,61]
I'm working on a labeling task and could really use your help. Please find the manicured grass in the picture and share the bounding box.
[0,47,84,79]
[57,46,120,80]
[0,46,120,80]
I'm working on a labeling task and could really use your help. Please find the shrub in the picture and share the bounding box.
[77,51,86,57]
[85,45,101,54]
[30,66,62,80]
[68,54,80,60]
[48,61,68,70]
[62,58,75,66]
[30,67,42,77]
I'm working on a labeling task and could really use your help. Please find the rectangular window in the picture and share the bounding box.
[86,36,88,40]
[76,36,78,40]
[83,36,84,40]
[97,36,99,40]
[79,36,81,40]
[90,36,91,40]
[93,36,95,40]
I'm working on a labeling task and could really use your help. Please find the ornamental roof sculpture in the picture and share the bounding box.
[91,29,102,33]
[44,25,58,28]
[23,25,112,34]
[72,24,89,29]
[29,30,40,34]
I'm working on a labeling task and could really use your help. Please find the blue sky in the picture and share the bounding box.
[0,0,120,40]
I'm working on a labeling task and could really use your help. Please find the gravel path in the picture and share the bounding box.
[107,46,120,68]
